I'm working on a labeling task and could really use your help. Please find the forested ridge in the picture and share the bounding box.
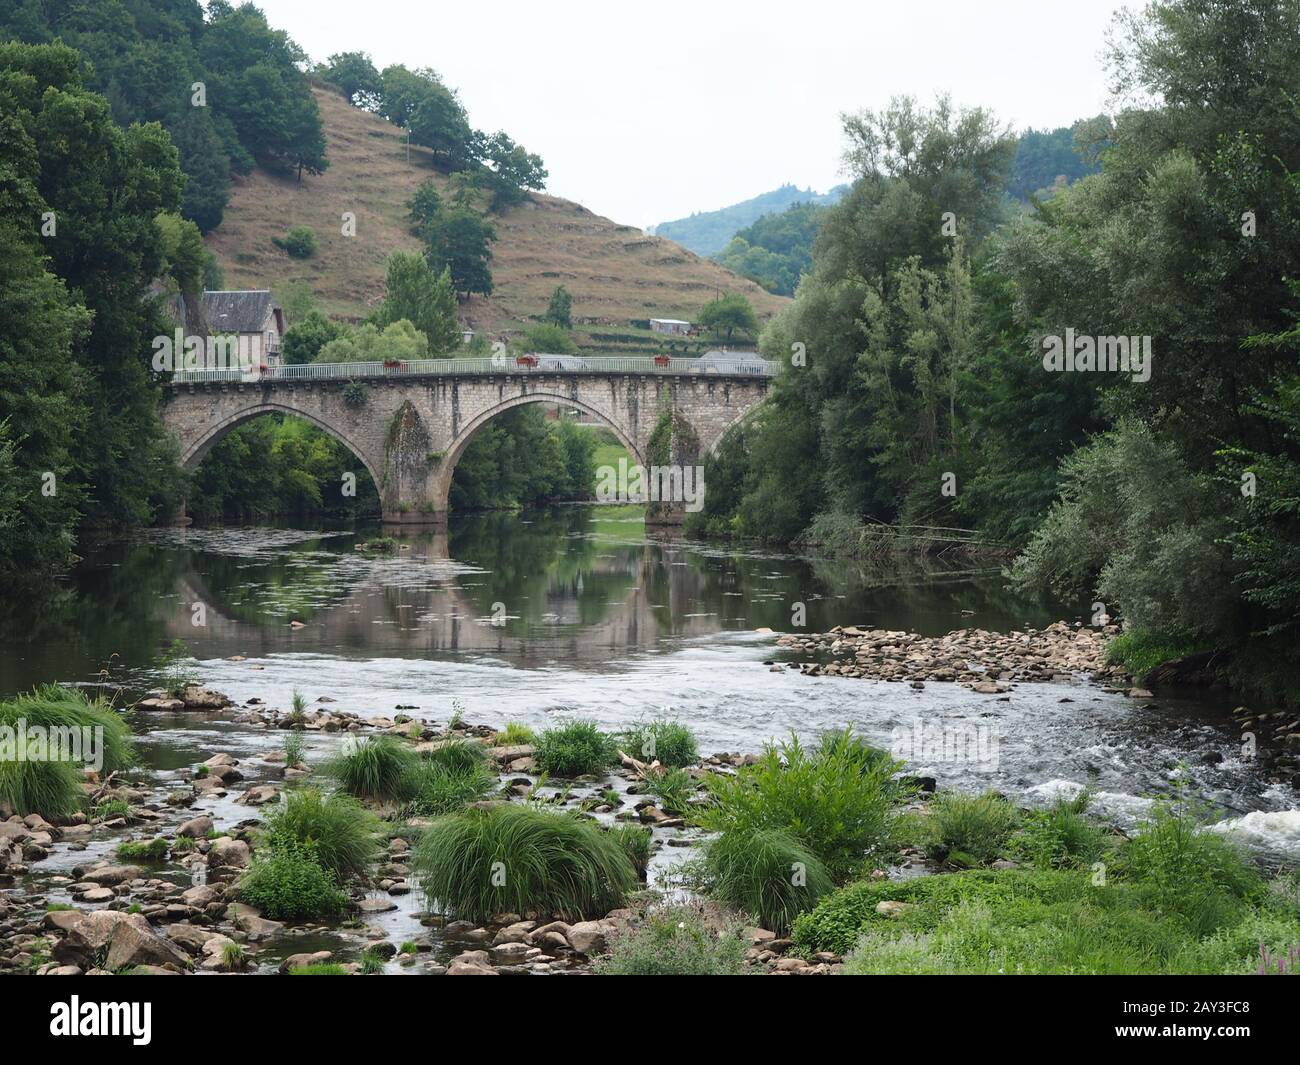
[689,1,1300,704]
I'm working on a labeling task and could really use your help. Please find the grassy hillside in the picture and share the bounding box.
[206,86,786,346]
[651,183,847,257]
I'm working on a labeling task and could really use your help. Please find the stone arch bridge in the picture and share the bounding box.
[161,357,775,524]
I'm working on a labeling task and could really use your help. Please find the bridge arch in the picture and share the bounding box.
[434,391,648,513]
[179,401,385,497]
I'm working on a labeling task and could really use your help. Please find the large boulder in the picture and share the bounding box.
[180,686,231,710]
[207,837,250,872]
[105,921,191,971]
[82,864,143,886]
[50,910,150,967]
[177,815,213,838]
[566,920,616,955]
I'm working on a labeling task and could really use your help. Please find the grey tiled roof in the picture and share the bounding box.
[202,290,273,333]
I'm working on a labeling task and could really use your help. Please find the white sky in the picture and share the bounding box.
[249,0,1122,230]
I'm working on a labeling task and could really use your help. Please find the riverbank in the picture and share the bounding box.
[4,630,1300,976]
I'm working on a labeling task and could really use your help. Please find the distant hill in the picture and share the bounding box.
[206,86,787,344]
[651,184,847,257]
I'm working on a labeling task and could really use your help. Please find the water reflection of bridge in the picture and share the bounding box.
[162,532,723,668]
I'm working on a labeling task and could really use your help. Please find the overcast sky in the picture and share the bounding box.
[250,0,1122,230]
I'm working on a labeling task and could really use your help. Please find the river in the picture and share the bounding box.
[4,504,1298,860]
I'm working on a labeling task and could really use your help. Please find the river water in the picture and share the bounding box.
[5,505,1298,858]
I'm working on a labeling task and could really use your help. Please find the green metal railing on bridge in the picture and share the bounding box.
[167,355,777,385]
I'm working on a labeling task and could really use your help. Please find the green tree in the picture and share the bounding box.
[282,311,343,364]
[374,251,461,353]
[317,51,382,110]
[1,40,187,530]
[422,208,496,298]
[545,285,573,328]
[698,293,757,342]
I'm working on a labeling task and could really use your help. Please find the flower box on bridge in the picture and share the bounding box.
[382,359,404,370]
[654,355,672,368]
[515,354,539,368]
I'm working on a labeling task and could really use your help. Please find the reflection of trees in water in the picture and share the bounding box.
[0,542,189,696]
[193,541,368,625]
[449,508,646,634]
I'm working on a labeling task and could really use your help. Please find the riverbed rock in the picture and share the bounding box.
[281,951,334,973]
[136,696,185,712]
[566,920,615,955]
[82,864,143,886]
[104,921,190,971]
[235,783,279,806]
[225,903,283,941]
[207,837,251,871]
[180,685,232,710]
[178,815,213,838]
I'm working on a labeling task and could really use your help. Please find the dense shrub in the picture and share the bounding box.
[263,788,381,883]
[322,736,416,801]
[595,907,747,975]
[695,730,905,879]
[1119,801,1263,933]
[694,828,834,934]
[273,224,319,258]
[1009,791,1112,870]
[240,839,347,920]
[412,803,637,921]
[533,721,616,778]
[925,791,1021,865]
[791,868,1091,956]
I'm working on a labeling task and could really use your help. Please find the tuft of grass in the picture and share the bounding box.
[117,838,169,862]
[610,823,652,879]
[595,907,747,975]
[412,803,637,922]
[1104,629,1208,678]
[646,767,695,815]
[283,732,306,769]
[494,722,537,746]
[220,941,245,971]
[359,950,386,974]
[0,686,136,819]
[289,962,349,975]
[239,839,347,920]
[693,828,834,934]
[403,760,495,817]
[262,788,382,883]
[925,791,1021,866]
[291,690,308,715]
[321,735,416,801]
[533,720,616,778]
[421,737,488,775]
[619,719,699,768]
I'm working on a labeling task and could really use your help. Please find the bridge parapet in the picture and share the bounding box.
[161,360,775,525]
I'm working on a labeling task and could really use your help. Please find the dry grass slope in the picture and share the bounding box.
[206,86,788,338]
